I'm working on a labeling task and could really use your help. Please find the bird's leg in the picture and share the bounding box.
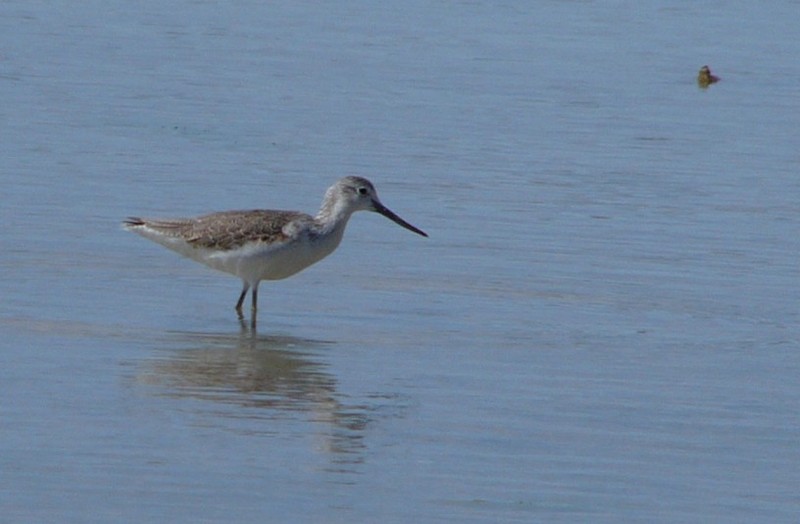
[250,283,260,330]
[251,282,259,312]
[235,282,250,317]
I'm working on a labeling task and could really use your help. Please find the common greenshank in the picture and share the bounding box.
[124,176,427,323]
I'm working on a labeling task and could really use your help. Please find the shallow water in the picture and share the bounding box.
[2,1,799,522]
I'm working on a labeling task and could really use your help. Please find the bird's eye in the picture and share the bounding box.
[357,187,369,196]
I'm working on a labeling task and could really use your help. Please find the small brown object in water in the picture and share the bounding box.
[697,65,720,88]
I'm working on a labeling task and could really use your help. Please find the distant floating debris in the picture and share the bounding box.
[697,65,720,88]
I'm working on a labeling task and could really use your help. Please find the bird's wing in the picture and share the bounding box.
[127,210,313,251]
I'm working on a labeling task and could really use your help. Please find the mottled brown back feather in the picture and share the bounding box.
[138,210,313,250]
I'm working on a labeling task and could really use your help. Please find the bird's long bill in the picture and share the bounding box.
[373,200,428,237]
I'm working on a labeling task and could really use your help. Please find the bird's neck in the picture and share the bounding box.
[314,194,355,237]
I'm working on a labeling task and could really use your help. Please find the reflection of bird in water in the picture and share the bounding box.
[697,65,720,88]
[138,331,373,462]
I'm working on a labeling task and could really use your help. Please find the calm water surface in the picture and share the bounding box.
[1,1,799,522]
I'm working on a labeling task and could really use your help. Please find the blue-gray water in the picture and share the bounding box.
[2,2,799,522]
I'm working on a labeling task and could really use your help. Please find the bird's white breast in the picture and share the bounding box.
[204,227,345,283]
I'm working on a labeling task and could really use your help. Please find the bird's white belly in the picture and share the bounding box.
[202,235,340,283]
